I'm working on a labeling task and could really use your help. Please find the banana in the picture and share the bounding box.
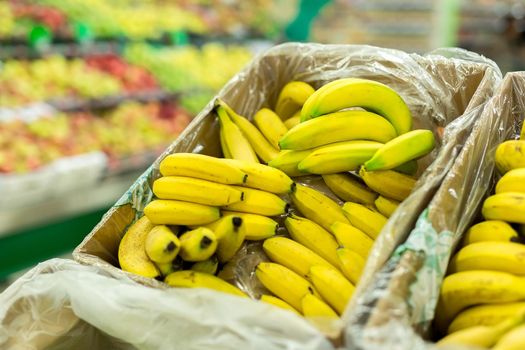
[337,248,365,285]
[300,78,412,135]
[153,176,244,206]
[260,294,300,315]
[191,256,219,275]
[301,294,338,318]
[159,153,247,185]
[493,323,525,350]
[144,199,220,226]
[448,302,525,334]
[217,105,259,163]
[222,159,294,194]
[165,270,246,297]
[374,196,400,218]
[215,216,246,263]
[449,241,525,275]
[262,236,335,277]
[330,221,374,260]
[482,192,525,224]
[220,129,233,159]
[218,100,279,163]
[496,168,525,194]
[280,110,397,151]
[298,140,383,174]
[284,112,301,129]
[179,227,218,262]
[118,216,160,279]
[308,265,355,315]
[359,167,416,201]
[256,262,319,312]
[254,108,288,149]
[290,183,350,232]
[284,215,340,267]
[495,140,525,174]
[267,149,312,177]
[275,81,315,120]
[156,258,183,277]
[322,173,378,205]
[223,186,288,216]
[145,225,180,263]
[364,130,435,171]
[394,160,419,176]
[342,202,387,239]
[221,211,277,240]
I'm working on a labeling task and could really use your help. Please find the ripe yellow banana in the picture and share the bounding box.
[359,167,416,201]
[191,256,219,275]
[220,129,233,159]
[218,100,279,163]
[254,108,288,149]
[144,199,220,226]
[159,153,247,185]
[298,140,383,174]
[256,262,319,312]
[165,270,246,297]
[222,159,294,194]
[300,78,412,135]
[262,236,335,277]
[284,215,340,267]
[223,186,288,216]
[448,302,525,334]
[364,129,435,171]
[179,227,217,262]
[284,112,301,129]
[496,168,525,194]
[145,225,180,263]
[394,159,419,176]
[495,140,525,174]
[337,248,365,285]
[275,81,315,120]
[153,176,244,206]
[374,196,400,218]
[267,149,312,177]
[463,221,518,245]
[215,216,246,263]
[217,105,259,163]
[221,211,277,240]
[301,294,339,318]
[118,216,160,279]
[342,202,387,239]
[493,323,525,350]
[482,192,525,224]
[330,221,373,260]
[322,173,378,205]
[260,294,300,315]
[290,183,350,232]
[308,265,355,315]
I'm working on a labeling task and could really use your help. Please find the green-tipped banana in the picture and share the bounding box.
[254,108,288,149]
[394,160,419,176]
[322,173,378,205]
[222,159,294,194]
[179,227,218,262]
[145,225,180,263]
[268,149,313,177]
[275,81,315,120]
[217,105,259,163]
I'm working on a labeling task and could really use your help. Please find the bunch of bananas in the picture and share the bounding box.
[435,125,525,349]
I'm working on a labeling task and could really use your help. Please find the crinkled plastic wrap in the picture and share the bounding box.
[0,44,502,349]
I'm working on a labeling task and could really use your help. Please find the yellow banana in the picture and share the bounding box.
[463,221,518,245]
[280,110,397,151]
[495,140,525,174]
[152,176,244,206]
[144,225,180,263]
[482,192,525,224]
[394,160,419,176]
[374,196,400,218]
[448,302,525,334]
[179,227,218,262]
[322,173,378,205]
[330,221,373,260]
[222,159,294,194]
[223,186,288,216]
[221,211,277,240]
[267,149,312,177]
[496,168,525,194]
[165,270,246,297]
[342,202,387,239]
[337,248,365,285]
[284,112,301,129]
[159,153,247,185]
[220,129,233,159]
[298,140,383,174]
[118,216,160,279]
[217,105,259,163]
[191,256,219,275]
[300,78,412,135]
[144,199,220,226]
[256,262,319,312]
[364,130,435,171]
[290,183,349,232]
[260,294,300,315]
[493,323,525,350]
[308,265,355,315]
[359,167,416,201]
[275,81,315,120]
[254,108,288,149]
[262,236,335,277]
[301,294,338,318]
[284,215,340,267]
[215,216,246,263]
